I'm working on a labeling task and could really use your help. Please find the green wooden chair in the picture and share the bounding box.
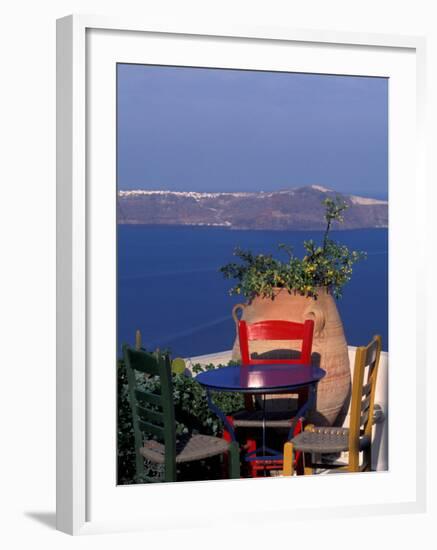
[123,344,240,482]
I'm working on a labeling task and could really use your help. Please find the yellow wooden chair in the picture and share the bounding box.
[283,335,382,475]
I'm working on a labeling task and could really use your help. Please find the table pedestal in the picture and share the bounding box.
[206,383,318,476]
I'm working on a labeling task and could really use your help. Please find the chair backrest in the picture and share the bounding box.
[238,319,314,366]
[347,335,382,465]
[122,344,176,482]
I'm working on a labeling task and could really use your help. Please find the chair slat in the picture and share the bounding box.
[135,389,163,408]
[361,409,370,427]
[365,340,378,366]
[362,382,372,397]
[139,419,165,439]
[361,394,371,412]
[137,405,164,426]
[128,349,161,375]
[246,320,306,341]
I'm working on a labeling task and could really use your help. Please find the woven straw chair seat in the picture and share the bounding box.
[291,427,371,454]
[232,409,295,428]
[140,434,230,464]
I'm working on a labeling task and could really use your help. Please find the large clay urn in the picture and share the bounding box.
[231,288,351,426]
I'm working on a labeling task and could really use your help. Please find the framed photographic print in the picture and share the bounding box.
[56,15,427,535]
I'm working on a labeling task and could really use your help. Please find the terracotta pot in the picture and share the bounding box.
[231,288,351,426]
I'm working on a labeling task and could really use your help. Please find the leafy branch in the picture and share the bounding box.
[220,197,366,300]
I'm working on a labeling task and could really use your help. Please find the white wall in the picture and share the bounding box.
[0,1,435,547]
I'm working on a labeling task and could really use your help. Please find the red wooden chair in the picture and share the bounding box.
[226,317,314,477]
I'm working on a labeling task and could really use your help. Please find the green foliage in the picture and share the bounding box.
[117,358,137,484]
[117,358,244,485]
[220,197,366,300]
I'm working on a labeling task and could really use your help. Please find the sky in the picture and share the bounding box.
[117,64,388,199]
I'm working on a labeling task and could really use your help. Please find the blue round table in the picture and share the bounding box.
[196,363,326,474]
[196,363,325,394]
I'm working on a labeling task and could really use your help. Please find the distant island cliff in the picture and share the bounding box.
[117,185,388,230]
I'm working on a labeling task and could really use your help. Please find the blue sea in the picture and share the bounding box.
[117,226,388,357]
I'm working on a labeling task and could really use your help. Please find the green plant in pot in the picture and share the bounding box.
[220,197,366,426]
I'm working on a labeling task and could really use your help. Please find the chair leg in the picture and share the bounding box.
[303,453,314,475]
[246,438,257,478]
[348,448,360,473]
[293,419,304,475]
[136,450,145,482]
[282,441,294,476]
[363,447,372,472]
[220,453,228,479]
[223,416,234,442]
[228,441,240,479]
[294,450,304,475]
[301,425,315,475]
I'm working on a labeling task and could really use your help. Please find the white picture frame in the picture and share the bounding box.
[56,14,427,535]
